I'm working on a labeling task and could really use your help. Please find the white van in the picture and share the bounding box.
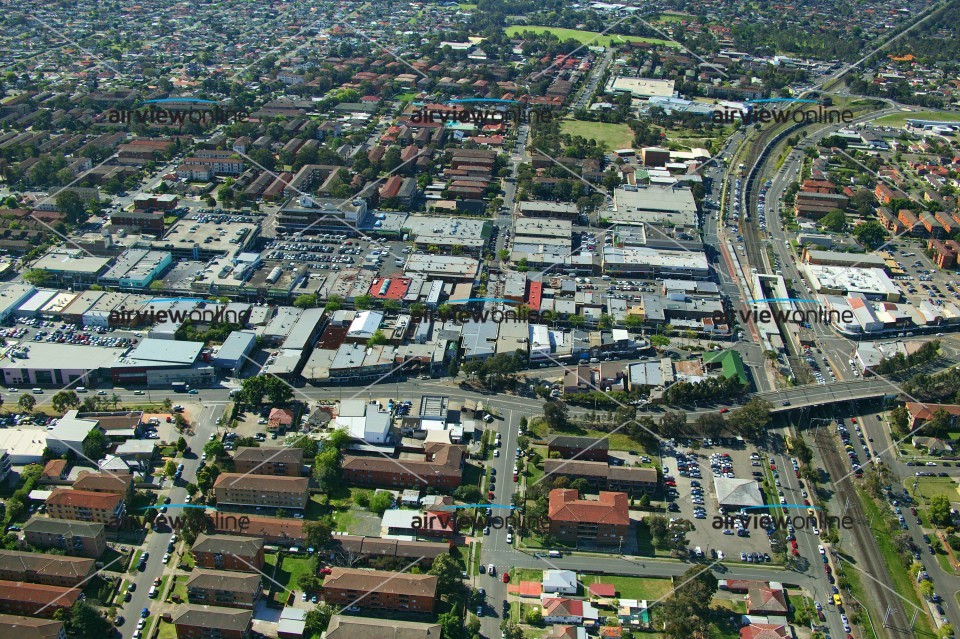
[548,550,562,558]
[148,586,157,598]
[32,388,42,394]
[76,387,87,393]
[487,564,496,576]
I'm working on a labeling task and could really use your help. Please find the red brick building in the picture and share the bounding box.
[231,447,303,477]
[0,581,79,617]
[547,489,629,546]
[191,534,265,572]
[172,605,253,639]
[322,568,438,613]
[46,488,125,525]
[928,239,957,269]
[341,443,464,490]
[546,435,609,462]
[0,550,95,587]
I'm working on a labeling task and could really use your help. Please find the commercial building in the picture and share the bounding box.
[803,264,900,301]
[0,284,37,323]
[172,605,253,639]
[403,254,480,281]
[713,477,764,510]
[212,330,257,375]
[111,338,213,387]
[607,185,698,230]
[276,197,369,235]
[0,342,128,388]
[602,246,709,279]
[0,430,47,464]
[232,447,303,477]
[46,488,125,525]
[547,489,630,546]
[341,443,464,490]
[22,517,106,558]
[518,201,580,220]
[0,550,95,587]
[322,568,438,613]
[98,249,172,289]
[46,413,102,457]
[31,249,110,287]
[187,569,262,609]
[605,75,677,99]
[191,534,265,572]
[213,474,309,510]
[406,215,489,254]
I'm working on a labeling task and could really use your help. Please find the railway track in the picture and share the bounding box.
[814,424,912,639]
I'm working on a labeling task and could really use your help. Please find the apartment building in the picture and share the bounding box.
[546,435,609,462]
[72,471,134,500]
[324,616,441,639]
[542,460,659,495]
[172,605,253,639]
[191,534,265,572]
[0,550,95,587]
[322,569,438,613]
[213,474,309,510]
[547,489,630,546]
[0,614,66,639]
[341,443,464,490]
[232,447,303,477]
[46,488,125,525]
[0,581,79,618]
[187,569,262,609]
[22,517,107,558]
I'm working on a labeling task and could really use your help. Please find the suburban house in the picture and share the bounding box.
[22,517,107,558]
[172,605,253,639]
[0,614,66,639]
[186,569,262,609]
[323,615,441,639]
[341,443,464,490]
[322,568,438,613]
[0,550,95,587]
[617,599,650,625]
[232,447,303,477]
[745,586,788,616]
[739,622,788,639]
[0,581,80,618]
[46,488,125,525]
[267,408,295,432]
[191,534,265,572]
[542,598,600,625]
[542,570,578,595]
[213,474,309,510]
[547,489,630,546]
[546,626,587,639]
[547,435,609,462]
[904,402,960,429]
[912,436,954,454]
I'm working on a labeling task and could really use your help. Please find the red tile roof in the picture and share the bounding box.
[47,488,123,511]
[548,489,629,526]
[589,583,616,597]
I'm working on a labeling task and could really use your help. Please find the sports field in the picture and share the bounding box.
[874,110,960,127]
[504,26,679,48]
[561,119,634,151]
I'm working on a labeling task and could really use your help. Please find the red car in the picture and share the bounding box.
[502,573,510,583]
[513,473,519,482]
[319,567,332,576]
[664,480,677,487]
[792,548,800,556]
[488,491,495,499]
[825,565,832,574]
[719,408,730,414]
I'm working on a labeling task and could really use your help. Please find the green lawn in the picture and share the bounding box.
[128,550,142,573]
[907,476,959,502]
[505,26,679,48]
[584,574,673,600]
[513,568,543,583]
[655,12,688,22]
[714,598,747,614]
[167,575,189,603]
[276,554,315,595]
[561,120,635,152]
[156,620,178,639]
[873,111,960,127]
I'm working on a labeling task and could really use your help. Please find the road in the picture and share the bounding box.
[117,402,226,638]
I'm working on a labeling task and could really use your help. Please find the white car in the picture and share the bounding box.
[818,545,825,555]
[506,533,513,544]
[493,450,500,457]
[162,553,170,564]
[137,619,146,629]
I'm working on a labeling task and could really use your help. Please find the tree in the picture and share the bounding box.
[176,436,188,453]
[726,398,773,440]
[650,335,670,348]
[890,406,909,436]
[852,221,888,249]
[82,428,108,461]
[164,460,178,477]
[204,440,225,459]
[304,604,337,636]
[23,269,53,286]
[354,294,373,310]
[820,209,847,232]
[439,611,464,639]
[659,411,687,439]
[313,446,342,491]
[919,580,935,599]
[659,565,718,639]
[239,376,268,407]
[428,552,463,596]
[293,293,317,309]
[930,494,952,527]
[264,376,293,405]
[525,608,543,625]
[17,394,36,412]
[369,491,393,515]
[304,518,333,549]
[543,400,568,429]
[325,295,344,312]
[68,600,112,639]
[51,390,80,413]
[366,329,388,348]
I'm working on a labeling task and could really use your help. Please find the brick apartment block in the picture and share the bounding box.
[22,517,107,558]
[0,580,79,618]
[0,614,65,639]
[548,489,630,546]
[191,534,265,572]
[46,488,125,525]
[187,569,262,609]
[213,474,309,510]
[72,471,133,500]
[341,443,464,490]
[546,435,609,462]
[232,447,303,477]
[172,605,253,639]
[322,568,438,613]
[0,550,95,587]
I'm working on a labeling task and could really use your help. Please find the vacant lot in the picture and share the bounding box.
[585,574,674,600]
[908,476,959,502]
[874,111,960,127]
[504,26,678,48]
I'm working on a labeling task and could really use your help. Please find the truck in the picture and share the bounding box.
[172,382,188,392]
